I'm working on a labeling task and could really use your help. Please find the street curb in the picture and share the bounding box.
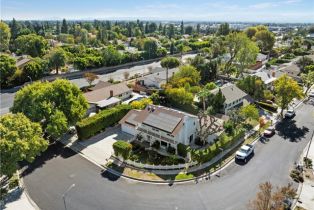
[18,172,40,210]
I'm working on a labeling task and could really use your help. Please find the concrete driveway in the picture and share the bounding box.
[74,126,132,166]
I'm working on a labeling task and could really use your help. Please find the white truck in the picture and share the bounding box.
[235,144,254,163]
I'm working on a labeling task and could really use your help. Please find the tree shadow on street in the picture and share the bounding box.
[275,119,309,142]
[20,142,77,177]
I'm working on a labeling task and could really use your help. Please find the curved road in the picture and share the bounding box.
[22,102,314,210]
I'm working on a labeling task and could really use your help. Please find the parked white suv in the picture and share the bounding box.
[235,144,254,163]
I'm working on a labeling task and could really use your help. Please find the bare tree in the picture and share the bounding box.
[196,110,223,144]
[248,182,296,210]
[83,72,99,87]
[123,71,130,80]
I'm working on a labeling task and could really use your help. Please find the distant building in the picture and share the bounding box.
[84,81,132,112]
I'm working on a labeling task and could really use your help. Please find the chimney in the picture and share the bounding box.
[110,90,113,97]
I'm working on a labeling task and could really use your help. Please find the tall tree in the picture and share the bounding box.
[217,23,230,36]
[180,21,184,35]
[10,18,20,40]
[301,71,314,94]
[0,113,48,177]
[48,48,67,74]
[239,104,259,121]
[61,18,68,34]
[254,30,275,57]
[23,58,48,80]
[143,38,158,59]
[11,79,88,140]
[15,34,48,57]
[56,20,61,35]
[0,54,17,87]
[168,24,175,39]
[160,57,180,83]
[0,21,11,52]
[274,75,303,117]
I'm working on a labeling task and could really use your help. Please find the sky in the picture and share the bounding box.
[1,0,314,23]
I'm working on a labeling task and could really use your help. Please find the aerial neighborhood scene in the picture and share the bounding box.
[1,0,314,210]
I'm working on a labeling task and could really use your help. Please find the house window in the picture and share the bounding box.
[161,141,168,147]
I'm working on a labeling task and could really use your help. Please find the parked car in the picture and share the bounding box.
[259,136,269,143]
[263,127,275,137]
[309,91,314,98]
[235,144,254,163]
[285,109,295,118]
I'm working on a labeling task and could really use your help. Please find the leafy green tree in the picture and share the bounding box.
[274,75,303,117]
[172,65,201,87]
[177,44,191,57]
[10,18,20,40]
[165,87,194,106]
[237,75,266,100]
[15,34,48,57]
[304,65,314,74]
[0,22,11,52]
[48,48,67,74]
[301,71,314,94]
[102,45,122,66]
[143,38,158,59]
[84,72,99,87]
[180,21,184,35]
[254,30,275,56]
[239,104,259,121]
[217,23,230,36]
[245,27,258,39]
[23,58,48,80]
[160,57,180,83]
[209,89,226,114]
[11,79,88,139]
[168,24,175,39]
[0,54,17,87]
[61,18,68,34]
[0,113,48,177]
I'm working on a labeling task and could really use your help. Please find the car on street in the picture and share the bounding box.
[263,127,275,137]
[259,136,269,143]
[235,144,254,163]
[285,109,295,118]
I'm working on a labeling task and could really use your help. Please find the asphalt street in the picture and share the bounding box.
[21,101,314,210]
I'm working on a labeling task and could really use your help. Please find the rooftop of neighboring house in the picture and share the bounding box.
[84,81,131,104]
[139,68,179,85]
[257,53,268,62]
[119,105,197,136]
[15,56,31,68]
[254,70,277,84]
[211,83,248,105]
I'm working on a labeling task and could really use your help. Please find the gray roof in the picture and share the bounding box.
[96,97,121,108]
[254,71,277,84]
[143,112,181,133]
[257,53,267,62]
[141,68,179,83]
[212,84,248,104]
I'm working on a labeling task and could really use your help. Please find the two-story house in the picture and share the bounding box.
[211,83,249,114]
[119,105,199,151]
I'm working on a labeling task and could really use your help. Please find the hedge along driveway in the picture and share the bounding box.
[76,104,131,140]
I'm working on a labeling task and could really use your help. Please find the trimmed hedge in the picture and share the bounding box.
[256,101,278,113]
[76,104,131,140]
[113,141,132,159]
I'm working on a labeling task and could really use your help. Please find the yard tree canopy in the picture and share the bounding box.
[48,48,67,74]
[239,104,259,121]
[172,65,201,87]
[274,75,303,117]
[0,22,11,52]
[11,79,88,140]
[15,34,48,57]
[0,113,48,177]
[0,54,17,87]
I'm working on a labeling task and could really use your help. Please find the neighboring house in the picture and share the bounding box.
[211,83,249,114]
[253,70,277,89]
[16,56,31,69]
[248,53,268,71]
[120,105,199,152]
[137,68,179,88]
[84,81,132,112]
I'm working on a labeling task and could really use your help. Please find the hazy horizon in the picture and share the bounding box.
[1,0,314,23]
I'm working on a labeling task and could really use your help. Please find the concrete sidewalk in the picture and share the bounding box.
[1,188,36,210]
[296,133,314,210]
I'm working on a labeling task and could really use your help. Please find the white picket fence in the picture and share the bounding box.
[115,156,198,170]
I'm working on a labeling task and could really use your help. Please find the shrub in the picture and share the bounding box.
[256,101,278,113]
[76,104,131,140]
[290,169,304,183]
[303,157,313,169]
[223,121,235,135]
[167,145,176,155]
[113,141,132,159]
[8,174,19,189]
[177,143,188,157]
